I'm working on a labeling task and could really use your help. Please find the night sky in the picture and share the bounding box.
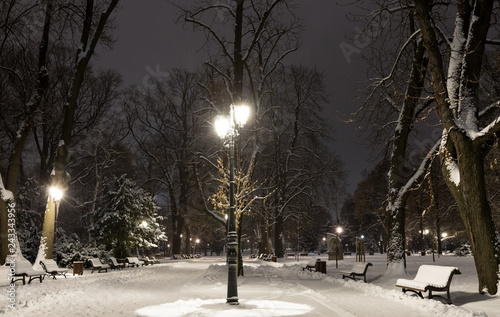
[95,0,374,194]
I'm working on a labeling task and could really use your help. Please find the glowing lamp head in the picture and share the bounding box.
[215,115,231,139]
[233,104,250,128]
[49,186,63,202]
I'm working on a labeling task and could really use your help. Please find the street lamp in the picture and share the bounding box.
[441,232,448,253]
[49,186,63,259]
[215,103,250,305]
[195,238,200,255]
[336,226,343,235]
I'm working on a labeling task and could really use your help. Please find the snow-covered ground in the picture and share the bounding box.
[1,253,498,316]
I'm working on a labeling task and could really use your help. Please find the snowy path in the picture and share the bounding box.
[1,255,496,316]
[3,262,208,316]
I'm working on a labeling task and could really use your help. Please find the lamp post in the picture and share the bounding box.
[49,186,63,259]
[441,232,448,253]
[195,239,200,255]
[215,103,250,305]
[335,226,342,268]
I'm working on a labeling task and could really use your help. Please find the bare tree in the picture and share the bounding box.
[37,0,120,263]
[413,0,500,294]
[353,0,500,293]
[123,69,207,256]
[0,0,52,263]
[257,65,345,257]
[351,2,437,272]
[177,0,302,276]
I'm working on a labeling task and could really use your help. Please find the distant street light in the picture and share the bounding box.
[441,232,448,253]
[49,186,63,259]
[195,239,200,255]
[215,103,250,305]
[334,227,343,265]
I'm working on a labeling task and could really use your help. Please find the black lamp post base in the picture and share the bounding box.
[226,297,239,305]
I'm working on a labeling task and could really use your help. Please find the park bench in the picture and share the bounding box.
[40,259,68,280]
[302,258,320,272]
[12,255,45,285]
[341,262,373,282]
[88,258,110,273]
[396,264,461,304]
[140,257,154,265]
[109,257,125,270]
[125,257,145,267]
[261,254,273,261]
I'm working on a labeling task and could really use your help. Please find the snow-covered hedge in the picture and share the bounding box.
[54,229,108,267]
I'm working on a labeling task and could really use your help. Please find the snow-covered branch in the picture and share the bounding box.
[365,29,421,103]
[394,138,441,208]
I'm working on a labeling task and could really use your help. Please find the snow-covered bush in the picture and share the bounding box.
[454,243,472,257]
[53,229,107,267]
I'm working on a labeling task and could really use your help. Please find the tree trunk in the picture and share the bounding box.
[232,0,244,101]
[414,0,499,294]
[39,0,119,262]
[443,131,499,294]
[0,0,52,263]
[386,203,406,272]
[386,41,427,271]
[172,215,184,255]
[258,221,271,255]
[274,213,284,258]
[184,227,191,256]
